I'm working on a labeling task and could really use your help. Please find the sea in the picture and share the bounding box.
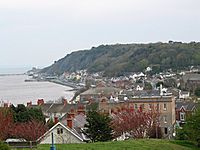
[0,68,74,105]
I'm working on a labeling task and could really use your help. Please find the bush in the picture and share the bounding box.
[0,141,10,150]
[176,128,188,140]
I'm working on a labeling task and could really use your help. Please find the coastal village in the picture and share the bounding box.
[1,65,200,147]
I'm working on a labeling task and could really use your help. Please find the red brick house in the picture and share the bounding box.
[175,102,197,127]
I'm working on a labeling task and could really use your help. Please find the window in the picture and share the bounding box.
[163,103,167,111]
[180,112,185,121]
[149,104,152,110]
[140,104,145,110]
[57,128,63,134]
[156,104,159,111]
[164,127,168,134]
[135,104,138,110]
[163,116,167,123]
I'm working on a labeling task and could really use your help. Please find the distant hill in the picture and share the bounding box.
[41,42,200,76]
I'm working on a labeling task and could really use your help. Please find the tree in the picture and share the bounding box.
[0,108,14,140]
[11,120,48,141]
[177,109,200,147]
[47,118,55,129]
[111,107,160,139]
[84,109,113,142]
[144,82,153,90]
[195,87,200,97]
[10,104,45,123]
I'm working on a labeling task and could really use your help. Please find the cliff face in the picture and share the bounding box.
[41,42,200,76]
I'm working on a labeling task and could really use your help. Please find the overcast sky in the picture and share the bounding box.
[0,0,200,69]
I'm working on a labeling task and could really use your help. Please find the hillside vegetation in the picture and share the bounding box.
[24,140,199,150]
[41,42,200,76]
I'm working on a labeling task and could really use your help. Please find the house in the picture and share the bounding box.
[37,122,84,144]
[145,67,152,72]
[29,99,78,123]
[99,89,176,139]
[136,84,144,91]
[179,90,190,99]
[180,73,200,93]
[175,102,197,127]
[60,105,86,128]
[80,87,121,103]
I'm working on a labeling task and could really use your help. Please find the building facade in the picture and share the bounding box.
[99,94,176,138]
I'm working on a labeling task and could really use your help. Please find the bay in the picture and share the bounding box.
[0,75,74,105]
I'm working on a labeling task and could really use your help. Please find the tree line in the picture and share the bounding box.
[41,42,200,76]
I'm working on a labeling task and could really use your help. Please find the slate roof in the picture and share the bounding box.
[176,102,197,111]
[31,103,78,114]
[73,114,87,128]
[182,73,200,82]
[120,90,160,97]
[80,87,121,95]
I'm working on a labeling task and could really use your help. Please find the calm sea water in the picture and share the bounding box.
[0,67,30,74]
[0,75,74,105]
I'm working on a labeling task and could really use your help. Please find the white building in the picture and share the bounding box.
[38,122,83,144]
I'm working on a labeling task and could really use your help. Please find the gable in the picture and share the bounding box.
[180,106,186,112]
[38,123,83,144]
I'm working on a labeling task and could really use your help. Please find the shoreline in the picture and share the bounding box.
[49,79,80,90]
[0,73,25,76]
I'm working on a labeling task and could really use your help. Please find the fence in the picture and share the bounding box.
[6,141,37,149]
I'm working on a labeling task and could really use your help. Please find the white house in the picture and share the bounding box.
[179,90,190,99]
[145,67,152,72]
[38,122,84,144]
[136,85,144,91]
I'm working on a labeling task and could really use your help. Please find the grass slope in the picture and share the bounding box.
[24,139,199,150]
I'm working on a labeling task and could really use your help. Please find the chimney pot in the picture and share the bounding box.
[67,118,73,128]
[27,101,32,107]
[37,99,44,105]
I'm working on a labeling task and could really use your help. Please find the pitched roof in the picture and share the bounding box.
[176,102,197,111]
[37,122,83,143]
[73,114,87,128]
[80,87,121,95]
[32,103,78,114]
[121,90,160,97]
[182,73,200,82]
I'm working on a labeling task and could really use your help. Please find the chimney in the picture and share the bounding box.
[4,103,8,107]
[27,101,32,107]
[160,84,163,96]
[129,106,134,112]
[77,105,85,115]
[69,109,75,118]
[67,115,73,128]
[54,117,58,124]
[63,98,67,106]
[37,99,44,105]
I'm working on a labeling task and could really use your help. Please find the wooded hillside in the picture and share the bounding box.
[41,42,200,76]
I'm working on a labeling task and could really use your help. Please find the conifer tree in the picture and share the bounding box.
[84,108,112,142]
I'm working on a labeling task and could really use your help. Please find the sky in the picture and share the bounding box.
[0,0,200,69]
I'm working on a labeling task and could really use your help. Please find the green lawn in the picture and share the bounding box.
[18,139,200,150]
